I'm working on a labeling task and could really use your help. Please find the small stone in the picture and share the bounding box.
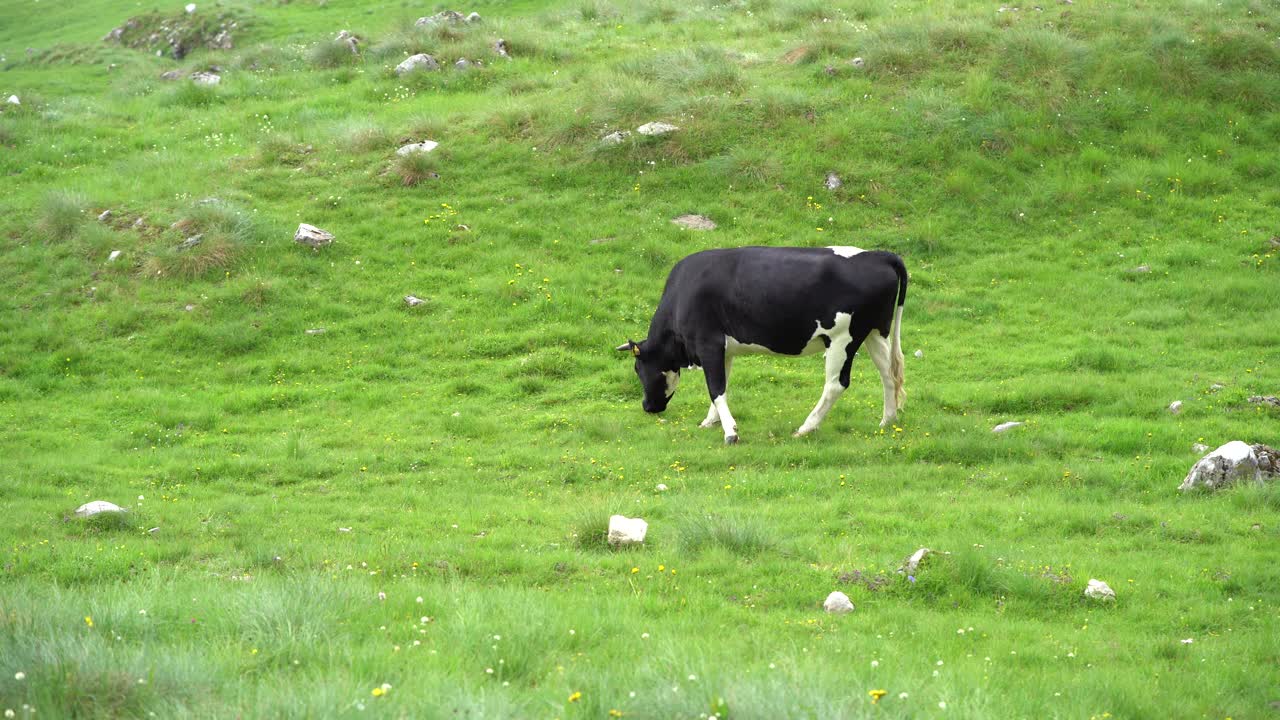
[1192,443,1210,454]
[178,234,203,250]
[184,304,196,312]
[466,12,482,23]
[1129,264,1151,273]
[75,501,125,518]
[1084,579,1115,601]
[159,70,182,80]
[637,121,679,136]
[992,421,1024,433]
[305,328,326,335]
[454,58,474,70]
[98,210,112,222]
[607,515,648,546]
[850,57,865,68]
[672,214,716,231]
[590,237,613,245]
[147,527,160,534]
[1168,400,1182,414]
[404,295,427,307]
[108,250,123,262]
[824,172,842,190]
[395,54,439,75]
[132,218,145,229]
[190,71,221,86]
[1248,395,1280,408]
[396,140,439,156]
[6,95,20,105]
[453,224,469,232]
[899,547,931,574]
[415,11,465,27]
[493,39,510,58]
[655,483,668,492]
[914,349,924,358]
[185,3,197,13]
[294,223,334,248]
[823,591,854,614]
[1209,383,1225,392]
[601,130,631,145]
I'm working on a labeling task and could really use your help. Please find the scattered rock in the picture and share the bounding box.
[823,591,854,614]
[160,70,183,80]
[850,57,865,69]
[1269,236,1280,249]
[607,515,648,547]
[185,3,197,13]
[1084,578,1115,601]
[898,547,930,574]
[637,121,679,136]
[108,250,123,262]
[395,53,439,75]
[914,349,924,358]
[672,214,716,231]
[1168,400,1183,414]
[1248,395,1280,408]
[294,223,334,248]
[1180,441,1280,491]
[184,304,196,312]
[75,501,125,518]
[178,234,203,250]
[590,237,613,245]
[148,527,160,534]
[335,30,360,54]
[1209,383,1225,393]
[132,217,146,229]
[190,71,221,86]
[824,172,842,190]
[1192,443,1210,454]
[493,39,510,58]
[992,421,1024,433]
[454,58,475,70]
[1129,264,1151,273]
[404,295,427,307]
[601,130,631,145]
[104,8,241,59]
[97,210,112,222]
[466,12,482,23]
[6,95,20,105]
[305,328,326,335]
[396,140,439,156]
[655,483,668,492]
[415,11,466,27]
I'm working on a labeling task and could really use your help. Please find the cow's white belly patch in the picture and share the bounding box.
[827,246,865,258]
[725,312,853,358]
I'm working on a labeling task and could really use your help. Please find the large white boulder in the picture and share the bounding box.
[607,515,647,547]
[75,501,125,518]
[395,54,439,75]
[1084,578,1115,602]
[1180,441,1279,491]
[823,591,854,614]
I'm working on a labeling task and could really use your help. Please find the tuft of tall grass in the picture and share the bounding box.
[32,190,88,243]
[678,514,774,557]
[308,39,360,69]
[392,150,440,186]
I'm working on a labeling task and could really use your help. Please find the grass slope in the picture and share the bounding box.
[2,0,1279,717]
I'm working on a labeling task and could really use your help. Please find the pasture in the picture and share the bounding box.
[1,0,1278,717]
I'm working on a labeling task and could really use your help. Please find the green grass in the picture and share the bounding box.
[2,0,1279,717]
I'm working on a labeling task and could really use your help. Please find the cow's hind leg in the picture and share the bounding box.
[699,356,732,428]
[864,329,898,427]
[795,323,870,436]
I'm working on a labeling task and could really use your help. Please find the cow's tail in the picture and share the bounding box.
[887,254,907,411]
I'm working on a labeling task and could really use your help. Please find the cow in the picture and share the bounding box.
[616,246,907,444]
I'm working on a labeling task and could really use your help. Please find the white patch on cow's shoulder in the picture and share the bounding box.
[663,370,680,398]
[827,245,865,258]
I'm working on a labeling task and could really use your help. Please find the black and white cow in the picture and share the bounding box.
[616,246,907,443]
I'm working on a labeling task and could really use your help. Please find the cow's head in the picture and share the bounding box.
[616,338,679,413]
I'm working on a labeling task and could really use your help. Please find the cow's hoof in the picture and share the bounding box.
[724,434,738,445]
[794,427,814,437]
[699,419,720,429]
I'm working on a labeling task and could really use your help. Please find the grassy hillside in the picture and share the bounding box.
[2,0,1278,717]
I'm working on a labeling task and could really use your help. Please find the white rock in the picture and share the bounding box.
[655,483,668,492]
[5,95,19,105]
[824,172,842,190]
[1168,400,1182,414]
[1084,578,1115,601]
[601,130,631,145]
[294,223,334,248]
[75,501,125,518]
[404,295,427,307]
[607,515,648,546]
[304,328,326,335]
[992,421,1024,433]
[850,57,865,68]
[466,12,482,22]
[108,250,123,262]
[396,140,439,156]
[97,210,112,222]
[1191,443,1209,454]
[185,3,197,13]
[416,11,465,27]
[190,72,221,86]
[1180,441,1279,491]
[637,122,679,136]
[671,214,716,231]
[395,54,439,75]
[914,349,924,358]
[823,591,854,614]
[899,547,930,574]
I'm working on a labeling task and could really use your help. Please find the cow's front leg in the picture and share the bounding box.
[700,343,738,443]
[795,333,858,436]
[698,356,732,428]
